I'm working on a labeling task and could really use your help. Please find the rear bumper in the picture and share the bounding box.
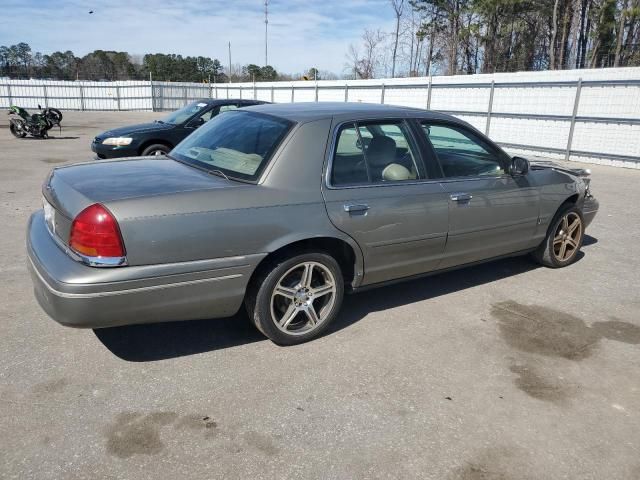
[27,211,264,328]
[582,195,599,228]
[91,140,138,159]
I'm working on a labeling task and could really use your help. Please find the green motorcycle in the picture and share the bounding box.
[8,105,63,139]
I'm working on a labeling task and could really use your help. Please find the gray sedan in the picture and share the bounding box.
[27,103,599,344]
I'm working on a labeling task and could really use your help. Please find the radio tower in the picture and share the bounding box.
[264,0,269,66]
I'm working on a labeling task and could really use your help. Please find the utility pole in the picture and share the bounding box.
[264,0,269,66]
[228,41,232,83]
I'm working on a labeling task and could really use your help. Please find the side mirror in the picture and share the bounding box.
[187,117,205,129]
[511,156,529,176]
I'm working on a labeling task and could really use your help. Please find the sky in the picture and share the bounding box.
[0,0,395,74]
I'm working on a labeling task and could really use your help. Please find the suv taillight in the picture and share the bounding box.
[69,204,125,258]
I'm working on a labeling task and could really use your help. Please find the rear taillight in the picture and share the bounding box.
[69,204,125,259]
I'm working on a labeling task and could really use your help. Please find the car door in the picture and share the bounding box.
[418,121,541,268]
[321,119,450,286]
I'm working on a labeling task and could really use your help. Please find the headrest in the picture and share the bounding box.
[366,136,396,167]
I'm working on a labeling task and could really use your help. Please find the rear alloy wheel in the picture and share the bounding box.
[141,144,170,156]
[246,252,344,345]
[533,204,584,268]
[9,121,27,138]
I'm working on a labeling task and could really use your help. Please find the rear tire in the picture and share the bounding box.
[245,252,344,345]
[141,144,171,156]
[9,121,27,138]
[532,203,584,268]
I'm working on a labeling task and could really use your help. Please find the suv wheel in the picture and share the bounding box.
[246,252,344,345]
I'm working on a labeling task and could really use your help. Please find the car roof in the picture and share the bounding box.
[241,102,464,125]
[193,98,269,106]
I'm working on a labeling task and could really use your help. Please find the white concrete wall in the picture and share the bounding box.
[2,67,639,167]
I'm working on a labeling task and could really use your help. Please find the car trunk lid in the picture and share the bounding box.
[42,157,233,244]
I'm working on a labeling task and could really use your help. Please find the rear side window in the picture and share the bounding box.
[172,111,292,181]
[421,122,506,178]
[331,121,422,186]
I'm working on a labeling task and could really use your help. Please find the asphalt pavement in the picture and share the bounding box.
[1,111,639,480]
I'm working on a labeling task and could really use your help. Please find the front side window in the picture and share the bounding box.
[219,104,239,113]
[172,111,292,181]
[421,123,506,178]
[331,121,421,186]
[196,108,215,122]
[162,101,210,125]
[192,104,237,126]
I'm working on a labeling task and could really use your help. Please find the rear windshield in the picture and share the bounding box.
[172,111,292,182]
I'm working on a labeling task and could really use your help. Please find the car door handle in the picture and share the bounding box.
[450,193,473,202]
[344,204,370,214]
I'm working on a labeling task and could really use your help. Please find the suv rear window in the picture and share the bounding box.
[172,111,292,182]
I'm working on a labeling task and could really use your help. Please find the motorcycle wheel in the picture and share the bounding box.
[9,121,27,138]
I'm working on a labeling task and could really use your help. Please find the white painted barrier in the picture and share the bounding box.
[2,67,639,168]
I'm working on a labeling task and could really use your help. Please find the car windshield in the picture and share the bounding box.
[171,111,292,182]
[162,101,210,125]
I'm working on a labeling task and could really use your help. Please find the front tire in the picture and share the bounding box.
[533,204,585,268]
[246,252,344,345]
[141,144,170,156]
[47,108,63,125]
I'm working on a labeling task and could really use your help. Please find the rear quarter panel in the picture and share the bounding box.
[106,118,363,273]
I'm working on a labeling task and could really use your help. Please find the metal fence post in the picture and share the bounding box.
[239,87,243,99]
[150,79,155,112]
[42,84,48,108]
[183,86,188,105]
[381,84,385,104]
[214,85,218,99]
[116,85,121,111]
[271,85,274,103]
[253,82,257,100]
[565,78,583,162]
[315,83,319,102]
[79,84,85,111]
[426,75,432,110]
[209,84,213,99]
[291,85,294,102]
[344,84,349,102]
[6,84,12,106]
[485,80,495,136]
[226,85,229,99]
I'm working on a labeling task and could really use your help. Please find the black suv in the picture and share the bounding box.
[91,99,268,159]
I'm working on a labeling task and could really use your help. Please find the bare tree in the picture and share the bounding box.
[391,0,405,77]
[346,29,386,79]
[550,0,561,69]
[614,0,629,66]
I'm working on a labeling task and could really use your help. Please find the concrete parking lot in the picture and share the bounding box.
[1,111,639,480]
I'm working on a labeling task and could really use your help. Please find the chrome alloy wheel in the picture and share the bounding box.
[270,261,337,336]
[553,211,582,262]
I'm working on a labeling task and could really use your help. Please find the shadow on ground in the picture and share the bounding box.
[95,237,597,362]
[17,136,80,140]
[583,234,597,246]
